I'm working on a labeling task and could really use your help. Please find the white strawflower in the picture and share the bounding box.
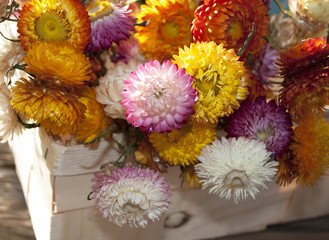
[0,84,23,142]
[96,59,141,119]
[0,20,26,85]
[92,166,171,228]
[195,137,278,204]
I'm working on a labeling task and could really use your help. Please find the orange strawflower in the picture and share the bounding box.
[275,150,296,186]
[134,140,168,173]
[134,0,196,61]
[18,0,90,51]
[74,87,111,143]
[180,165,201,187]
[24,41,92,87]
[289,111,329,186]
[191,0,269,59]
[278,38,329,116]
[248,73,276,102]
[10,78,85,136]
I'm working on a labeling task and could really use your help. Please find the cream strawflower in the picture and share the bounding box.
[0,85,23,142]
[295,0,329,24]
[287,0,328,42]
[92,166,171,228]
[270,13,328,49]
[195,137,278,204]
[96,59,142,119]
[0,20,25,85]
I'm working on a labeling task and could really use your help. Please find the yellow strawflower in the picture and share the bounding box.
[10,78,85,136]
[173,41,250,123]
[149,119,217,166]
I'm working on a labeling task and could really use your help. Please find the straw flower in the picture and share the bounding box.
[24,41,92,87]
[10,78,86,136]
[74,87,110,143]
[294,0,329,24]
[173,41,250,123]
[134,0,196,61]
[96,59,141,119]
[278,37,329,116]
[0,21,25,85]
[226,97,293,157]
[289,111,329,186]
[121,60,198,133]
[195,137,277,203]
[85,1,134,52]
[17,0,90,50]
[191,0,269,59]
[92,166,171,228]
[149,120,217,166]
[0,85,23,143]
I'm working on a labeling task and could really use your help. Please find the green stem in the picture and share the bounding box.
[96,51,108,74]
[100,153,125,169]
[6,64,30,85]
[133,19,151,27]
[87,191,94,200]
[17,114,40,129]
[1,17,18,22]
[263,81,283,85]
[236,22,255,57]
[0,31,20,42]
[110,134,125,150]
[273,0,293,18]
[78,124,117,145]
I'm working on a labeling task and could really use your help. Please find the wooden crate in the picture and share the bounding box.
[9,128,329,240]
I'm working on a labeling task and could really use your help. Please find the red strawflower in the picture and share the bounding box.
[191,0,269,59]
[278,38,329,116]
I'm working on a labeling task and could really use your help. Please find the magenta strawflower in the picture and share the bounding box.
[226,97,293,156]
[92,166,171,228]
[121,60,198,133]
[112,37,146,64]
[86,2,134,52]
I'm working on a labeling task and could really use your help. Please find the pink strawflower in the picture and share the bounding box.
[86,3,134,52]
[92,166,171,228]
[121,60,198,133]
[225,97,293,157]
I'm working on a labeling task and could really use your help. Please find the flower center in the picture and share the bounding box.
[142,78,174,113]
[228,21,243,41]
[168,122,191,143]
[256,125,274,142]
[36,11,69,42]
[122,202,143,214]
[194,67,220,93]
[225,169,249,189]
[86,1,114,22]
[159,21,179,41]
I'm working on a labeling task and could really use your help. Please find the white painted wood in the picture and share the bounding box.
[9,128,329,240]
[37,128,125,176]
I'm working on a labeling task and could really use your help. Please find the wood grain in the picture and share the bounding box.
[0,143,35,240]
